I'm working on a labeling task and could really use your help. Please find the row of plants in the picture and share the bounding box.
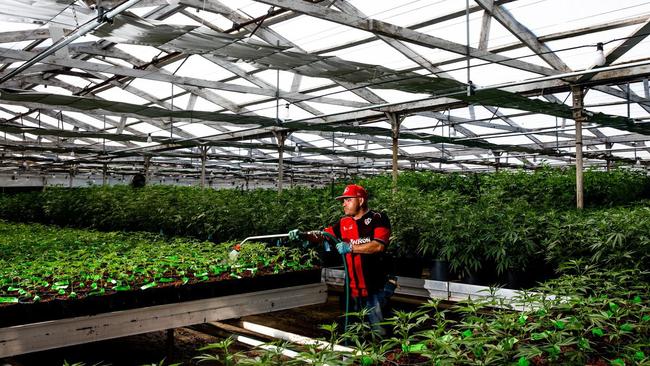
[184,263,650,365]
[0,168,649,282]
[0,221,318,304]
[404,190,650,275]
[359,167,650,209]
[0,185,339,242]
[0,168,647,239]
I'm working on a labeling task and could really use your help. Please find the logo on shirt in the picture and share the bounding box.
[343,224,354,231]
[350,237,371,245]
[364,217,372,226]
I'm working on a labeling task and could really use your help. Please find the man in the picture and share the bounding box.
[289,184,393,336]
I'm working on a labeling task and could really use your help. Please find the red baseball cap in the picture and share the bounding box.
[336,184,368,200]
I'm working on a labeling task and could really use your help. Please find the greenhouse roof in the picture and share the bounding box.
[0,0,649,184]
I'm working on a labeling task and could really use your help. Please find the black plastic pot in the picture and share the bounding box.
[390,257,424,278]
[428,259,450,281]
[501,260,558,289]
[463,262,499,286]
[502,269,535,289]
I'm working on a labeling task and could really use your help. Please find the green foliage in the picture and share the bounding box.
[1,168,649,280]
[0,221,317,303]
[543,208,650,270]
[199,266,649,365]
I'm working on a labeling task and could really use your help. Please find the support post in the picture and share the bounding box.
[273,131,288,194]
[143,155,151,184]
[166,328,175,359]
[386,112,402,194]
[200,146,208,189]
[571,85,585,209]
[605,142,612,172]
[102,163,108,186]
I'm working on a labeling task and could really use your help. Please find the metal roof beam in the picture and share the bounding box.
[256,0,558,76]
[475,0,571,72]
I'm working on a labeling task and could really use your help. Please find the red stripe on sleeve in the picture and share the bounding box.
[374,226,390,244]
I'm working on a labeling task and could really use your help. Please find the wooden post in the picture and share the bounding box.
[605,142,612,172]
[386,112,402,194]
[571,85,585,209]
[166,328,175,359]
[143,155,151,186]
[273,131,287,194]
[494,152,501,172]
[102,163,108,186]
[200,146,208,189]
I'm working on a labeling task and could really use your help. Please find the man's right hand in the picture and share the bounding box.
[288,229,303,241]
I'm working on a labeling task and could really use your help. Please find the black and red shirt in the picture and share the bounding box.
[325,210,391,297]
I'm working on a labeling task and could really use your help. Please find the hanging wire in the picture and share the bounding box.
[170,82,174,140]
[465,0,471,94]
[103,115,106,153]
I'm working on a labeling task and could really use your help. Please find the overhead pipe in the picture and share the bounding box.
[0,0,142,85]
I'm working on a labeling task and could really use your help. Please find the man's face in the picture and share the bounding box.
[342,197,363,216]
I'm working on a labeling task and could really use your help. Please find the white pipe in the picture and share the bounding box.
[0,0,142,84]
[235,335,301,358]
[241,321,354,353]
[238,233,288,246]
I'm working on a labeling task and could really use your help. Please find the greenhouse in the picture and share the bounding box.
[0,0,648,365]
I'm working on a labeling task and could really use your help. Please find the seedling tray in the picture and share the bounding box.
[0,268,321,327]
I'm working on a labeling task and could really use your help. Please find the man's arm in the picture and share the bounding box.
[303,230,326,244]
[351,240,385,254]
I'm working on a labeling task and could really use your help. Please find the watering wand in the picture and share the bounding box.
[233,231,352,334]
[230,233,290,261]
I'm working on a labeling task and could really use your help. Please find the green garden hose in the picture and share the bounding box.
[318,231,351,336]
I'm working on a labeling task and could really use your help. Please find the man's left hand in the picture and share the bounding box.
[336,242,352,254]
[288,229,303,241]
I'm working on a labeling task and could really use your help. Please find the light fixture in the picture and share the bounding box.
[450,125,457,137]
[284,103,290,121]
[466,80,475,96]
[294,144,299,153]
[147,133,153,143]
[591,42,606,68]
[70,150,75,157]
